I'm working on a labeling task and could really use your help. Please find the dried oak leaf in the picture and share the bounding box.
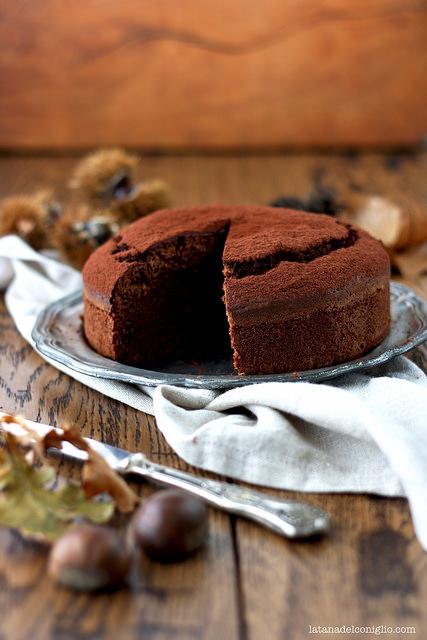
[0,415,139,544]
[82,447,138,513]
[0,432,113,542]
[42,423,139,514]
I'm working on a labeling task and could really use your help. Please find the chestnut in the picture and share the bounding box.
[131,489,208,562]
[48,523,131,591]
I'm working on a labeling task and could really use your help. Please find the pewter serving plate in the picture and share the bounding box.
[32,283,427,389]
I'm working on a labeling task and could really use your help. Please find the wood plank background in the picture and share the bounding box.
[0,0,426,150]
[0,151,426,639]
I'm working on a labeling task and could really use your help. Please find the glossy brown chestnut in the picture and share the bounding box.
[48,523,131,591]
[132,489,208,562]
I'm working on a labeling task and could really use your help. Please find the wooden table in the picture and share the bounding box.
[0,152,426,640]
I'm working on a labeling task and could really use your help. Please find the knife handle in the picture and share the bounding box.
[125,454,329,539]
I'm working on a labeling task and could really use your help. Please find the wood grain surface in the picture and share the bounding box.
[1,0,426,149]
[0,152,426,640]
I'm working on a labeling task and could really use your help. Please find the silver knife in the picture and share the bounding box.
[0,414,329,539]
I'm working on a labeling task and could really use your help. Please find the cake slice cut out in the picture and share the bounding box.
[105,224,232,367]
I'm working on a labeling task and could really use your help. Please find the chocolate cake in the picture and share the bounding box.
[82,206,390,375]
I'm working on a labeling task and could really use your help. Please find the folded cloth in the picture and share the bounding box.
[1,235,427,549]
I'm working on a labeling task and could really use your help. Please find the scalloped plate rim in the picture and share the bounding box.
[31,282,427,389]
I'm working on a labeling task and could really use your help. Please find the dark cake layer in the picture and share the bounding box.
[228,281,390,374]
[82,206,391,374]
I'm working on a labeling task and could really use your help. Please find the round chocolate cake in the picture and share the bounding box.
[82,206,390,375]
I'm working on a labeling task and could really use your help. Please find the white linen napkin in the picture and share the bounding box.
[1,234,427,549]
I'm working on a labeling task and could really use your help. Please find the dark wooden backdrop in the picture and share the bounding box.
[0,0,426,150]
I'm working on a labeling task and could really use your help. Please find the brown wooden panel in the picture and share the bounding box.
[0,0,426,149]
[237,494,427,639]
